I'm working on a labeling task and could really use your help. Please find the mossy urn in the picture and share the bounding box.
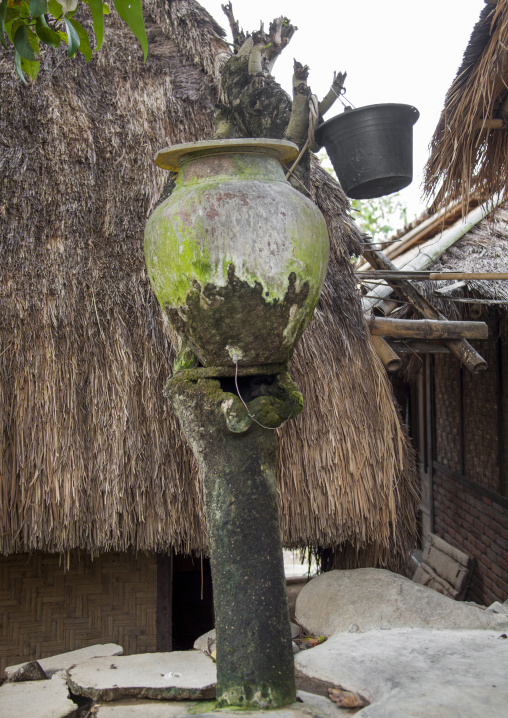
[144,139,330,367]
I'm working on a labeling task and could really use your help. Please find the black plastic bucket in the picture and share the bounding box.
[315,103,419,200]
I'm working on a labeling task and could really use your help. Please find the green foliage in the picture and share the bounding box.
[351,194,408,243]
[0,0,146,83]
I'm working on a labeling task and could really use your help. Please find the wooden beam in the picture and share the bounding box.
[370,335,402,372]
[156,552,173,651]
[362,239,488,373]
[387,340,451,354]
[369,316,488,340]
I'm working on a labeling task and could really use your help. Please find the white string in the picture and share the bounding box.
[233,358,295,431]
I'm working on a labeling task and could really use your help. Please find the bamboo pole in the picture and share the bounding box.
[359,271,508,281]
[370,335,402,372]
[361,195,504,313]
[475,118,504,130]
[361,240,488,373]
[368,316,488,340]
[373,299,400,317]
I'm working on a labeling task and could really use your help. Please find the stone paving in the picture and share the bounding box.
[67,652,216,702]
[2,570,508,718]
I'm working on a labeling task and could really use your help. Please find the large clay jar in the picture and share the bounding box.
[144,139,330,367]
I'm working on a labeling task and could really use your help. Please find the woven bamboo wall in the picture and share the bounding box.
[463,330,499,492]
[0,551,157,673]
[434,355,462,473]
[434,319,501,491]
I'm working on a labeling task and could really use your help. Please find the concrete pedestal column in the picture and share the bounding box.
[166,367,301,709]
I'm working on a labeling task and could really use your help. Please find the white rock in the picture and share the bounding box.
[68,651,216,701]
[486,601,508,615]
[0,677,77,718]
[5,643,123,680]
[290,622,301,639]
[193,629,215,653]
[295,627,508,717]
[295,569,508,636]
[296,689,349,718]
[4,660,47,682]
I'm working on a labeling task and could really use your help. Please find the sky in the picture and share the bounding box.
[200,0,484,219]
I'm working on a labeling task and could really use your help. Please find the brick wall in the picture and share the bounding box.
[433,470,508,605]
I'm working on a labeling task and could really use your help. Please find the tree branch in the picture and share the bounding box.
[221,2,245,51]
[264,17,297,74]
[248,30,267,76]
[284,60,311,146]
[318,70,347,118]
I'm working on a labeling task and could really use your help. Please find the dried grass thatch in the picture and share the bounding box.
[423,205,508,309]
[0,1,417,570]
[378,201,508,379]
[424,0,508,211]
[386,202,508,320]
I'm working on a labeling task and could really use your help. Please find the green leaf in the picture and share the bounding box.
[69,17,91,60]
[102,2,110,13]
[63,16,80,56]
[6,18,23,43]
[21,55,40,79]
[47,0,63,19]
[14,48,28,84]
[27,25,39,52]
[0,0,7,49]
[13,1,30,18]
[14,23,36,60]
[83,0,103,50]
[29,0,48,17]
[112,0,146,60]
[35,14,61,47]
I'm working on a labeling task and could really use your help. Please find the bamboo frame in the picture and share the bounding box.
[362,239,488,373]
[370,335,402,372]
[388,340,451,354]
[359,271,508,281]
[368,317,488,340]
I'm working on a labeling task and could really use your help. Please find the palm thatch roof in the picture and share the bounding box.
[0,0,417,570]
[424,0,508,211]
[410,204,508,318]
[364,202,508,319]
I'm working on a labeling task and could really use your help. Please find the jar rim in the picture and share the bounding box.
[154,138,299,172]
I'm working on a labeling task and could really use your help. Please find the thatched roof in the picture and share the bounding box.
[0,1,417,570]
[415,204,508,316]
[365,202,508,322]
[424,0,508,211]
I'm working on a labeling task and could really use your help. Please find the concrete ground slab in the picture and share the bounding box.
[93,700,197,717]
[295,627,508,717]
[0,677,77,718]
[68,652,216,702]
[5,643,123,680]
[93,691,344,718]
